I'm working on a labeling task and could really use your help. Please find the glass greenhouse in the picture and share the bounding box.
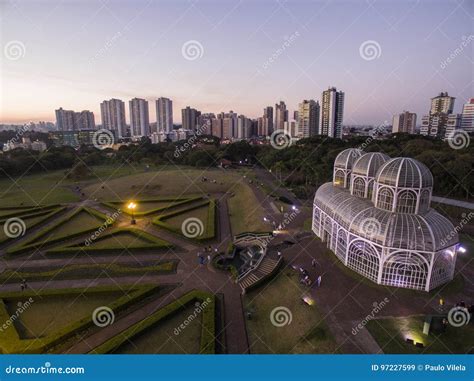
[313,149,459,291]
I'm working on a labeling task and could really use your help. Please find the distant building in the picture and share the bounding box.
[237,115,252,139]
[261,106,273,136]
[100,98,127,138]
[461,98,474,133]
[420,92,456,138]
[31,140,47,152]
[156,97,173,133]
[445,114,463,139]
[75,110,95,130]
[298,99,320,138]
[181,106,201,131]
[50,129,99,147]
[274,101,288,131]
[197,113,215,135]
[222,111,237,139]
[284,120,297,138]
[321,87,344,139]
[129,98,150,137]
[55,108,75,131]
[392,111,416,134]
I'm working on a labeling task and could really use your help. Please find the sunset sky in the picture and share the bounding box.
[1,0,472,125]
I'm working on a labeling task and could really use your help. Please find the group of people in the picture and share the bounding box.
[298,267,322,288]
[20,279,28,291]
[197,246,219,266]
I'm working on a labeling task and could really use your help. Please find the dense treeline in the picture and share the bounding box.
[0,132,472,200]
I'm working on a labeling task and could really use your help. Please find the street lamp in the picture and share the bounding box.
[127,201,137,225]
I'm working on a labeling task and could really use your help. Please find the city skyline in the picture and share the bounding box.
[1,0,471,125]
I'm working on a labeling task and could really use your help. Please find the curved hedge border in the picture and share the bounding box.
[102,196,203,217]
[0,204,62,219]
[152,199,216,241]
[0,206,66,245]
[0,284,161,354]
[7,207,110,255]
[47,228,173,255]
[90,290,215,354]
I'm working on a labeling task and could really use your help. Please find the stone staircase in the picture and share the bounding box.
[238,256,282,293]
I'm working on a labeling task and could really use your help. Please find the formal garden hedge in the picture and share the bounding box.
[152,199,216,241]
[47,228,173,255]
[0,285,161,354]
[102,196,203,217]
[0,206,66,245]
[0,260,178,284]
[7,207,110,255]
[90,290,216,354]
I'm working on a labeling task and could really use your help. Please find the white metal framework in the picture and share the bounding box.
[313,150,459,291]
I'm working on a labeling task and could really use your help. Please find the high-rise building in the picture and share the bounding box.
[129,98,150,137]
[55,108,75,131]
[221,111,237,139]
[461,98,474,133]
[430,92,455,114]
[74,111,95,130]
[156,97,173,133]
[211,116,223,139]
[420,92,456,138]
[321,87,344,138]
[284,120,297,138]
[237,115,252,139]
[274,101,288,131]
[197,113,215,135]
[260,106,273,136]
[445,114,462,138]
[181,107,201,131]
[392,111,417,134]
[100,98,127,138]
[298,100,320,138]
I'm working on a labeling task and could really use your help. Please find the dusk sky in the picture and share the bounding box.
[1,0,472,125]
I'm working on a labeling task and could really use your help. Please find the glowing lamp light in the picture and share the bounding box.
[458,246,466,254]
[302,295,315,306]
[127,201,137,225]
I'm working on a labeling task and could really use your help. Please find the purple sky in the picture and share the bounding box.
[1,0,472,125]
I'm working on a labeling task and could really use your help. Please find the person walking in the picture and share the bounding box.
[311,259,317,268]
[317,275,322,287]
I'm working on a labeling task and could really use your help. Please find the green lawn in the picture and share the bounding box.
[244,268,338,353]
[5,291,123,339]
[0,165,154,207]
[113,305,202,354]
[161,204,210,231]
[365,315,474,354]
[228,183,268,235]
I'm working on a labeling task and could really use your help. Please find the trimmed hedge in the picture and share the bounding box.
[0,206,66,245]
[90,290,216,354]
[0,204,62,219]
[47,228,173,255]
[0,285,161,354]
[102,196,203,217]
[7,207,110,255]
[152,199,216,241]
[0,261,178,283]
